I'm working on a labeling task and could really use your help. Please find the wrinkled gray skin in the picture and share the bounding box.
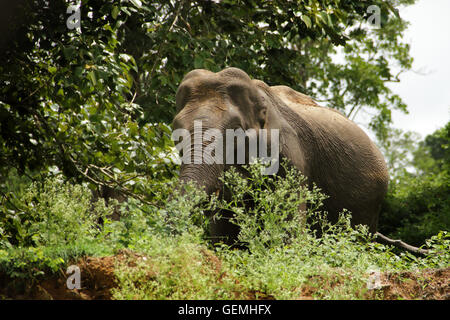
[172,67,389,245]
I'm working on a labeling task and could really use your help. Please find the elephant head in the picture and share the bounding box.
[172,67,289,195]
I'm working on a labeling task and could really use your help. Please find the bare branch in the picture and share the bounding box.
[375,232,429,255]
[68,155,153,205]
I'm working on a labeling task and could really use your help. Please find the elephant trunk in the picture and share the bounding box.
[178,144,237,246]
[177,128,225,195]
[179,162,223,195]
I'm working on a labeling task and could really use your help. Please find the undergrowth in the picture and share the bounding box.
[0,162,449,299]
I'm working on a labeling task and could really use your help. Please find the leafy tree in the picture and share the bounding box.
[1,0,416,201]
[125,0,416,142]
[413,122,450,175]
[379,128,421,182]
[379,122,450,245]
[0,1,175,202]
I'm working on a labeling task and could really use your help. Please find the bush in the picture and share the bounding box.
[104,180,211,250]
[0,173,115,278]
[214,162,328,250]
[211,162,449,299]
[379,122,450,246]
[0,175,112,248]
[380,170,450,246]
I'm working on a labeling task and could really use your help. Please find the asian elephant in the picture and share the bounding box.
[172,67,389,245]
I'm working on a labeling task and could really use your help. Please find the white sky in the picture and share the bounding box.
[356,0,450,139]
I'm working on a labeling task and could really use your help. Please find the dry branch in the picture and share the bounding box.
[375,232,429,255]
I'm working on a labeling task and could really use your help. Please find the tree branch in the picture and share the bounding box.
[375,232,429,255]
[68,155,153,205]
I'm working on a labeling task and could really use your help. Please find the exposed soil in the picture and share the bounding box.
[376,268,450,300]
[1,250,448,300]
[0,254,117,300]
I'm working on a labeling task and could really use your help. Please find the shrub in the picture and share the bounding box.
[0,174,115,278]
[380,170,450,246]
[1,176,112,248]
[1,162,448,298]
[212,161,449,299]
[214,162,328,250]
[379,122,450,246]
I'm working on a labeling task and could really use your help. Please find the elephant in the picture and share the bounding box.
[172,67,389,245]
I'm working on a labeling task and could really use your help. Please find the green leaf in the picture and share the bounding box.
[87,71,97,86]
[74,66,83,77]
[48,66,57,74]
[49,104,59,112]
[194,56,203,69]
[112,6,119,19]
[301,15,312,28]
[130,0,142,8]
[319,12,329,25]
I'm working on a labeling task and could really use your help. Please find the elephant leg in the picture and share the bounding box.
[350,206,380,234]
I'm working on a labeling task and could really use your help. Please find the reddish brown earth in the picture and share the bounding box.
[0,255,117,300]
[1,250,449,300]
[376,268,450,300]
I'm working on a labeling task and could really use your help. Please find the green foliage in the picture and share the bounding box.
[0,162,448,298]
[214,161,327,250]
[211,162,447,299]
[1,1,177,203]
[1,0,417,200]
[2,0,447,300]
[380,123,450,246]
[0,174,115,278]
[0,247,65,279]
[123,0,415,141]
[112,236,237,300]
[379,128,421,182]
[0,174,112,248]
[307,12,413,141]
[413,122,450,175]
[104,181,211,250]
[114,161,448,300]
[27,179,106,247]
[380,170,450,246]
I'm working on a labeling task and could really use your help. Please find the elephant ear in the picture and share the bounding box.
[254,83,309,176]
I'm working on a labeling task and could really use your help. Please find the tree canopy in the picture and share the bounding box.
[1,0,416,200]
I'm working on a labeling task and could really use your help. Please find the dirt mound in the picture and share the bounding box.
[295,267,450,300]
[376,268,450,300]
[1,251,449,300]
[36,255,117,300]
[0,250,137,300]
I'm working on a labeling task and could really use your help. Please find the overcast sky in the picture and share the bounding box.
[356,0,450,139]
